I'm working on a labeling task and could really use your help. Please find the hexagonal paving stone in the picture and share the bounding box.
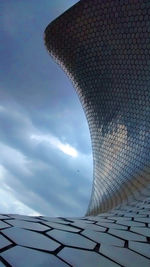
[134,218,150,223]
[58,247,119,267]
[2,227,60,251]
[8,215,40,222]
[83,216,98,222]
[119,213,138,218]
[0,234,12,250]
[133,214,148,217]
[129,241,150,258]
[1,246,68,267]
[40,217,70,224]
[107,217,131,221]
[108,229,146,241]
[43,221,80,232]
[71,221,106,231]
[0,221,10,230]
[130,227,150,237]
[81,230,124,247]
[5,220,50,232]
[0,215,10,220]
[69,218,95,224]
[100,245,150,267]
[96,218,115,223]
[47,229,96,249]
[116,220,145,227]
[96,222,127,230]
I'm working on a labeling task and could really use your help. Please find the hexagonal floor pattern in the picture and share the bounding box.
[0,197,150,266]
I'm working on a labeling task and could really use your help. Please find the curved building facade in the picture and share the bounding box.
[44,0,150,216]
[0,1,150,266]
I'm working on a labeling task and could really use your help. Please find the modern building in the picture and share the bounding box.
[0,0,150,266]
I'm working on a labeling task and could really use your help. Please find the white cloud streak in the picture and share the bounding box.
[30,134,78,158]
[0,164,40,216]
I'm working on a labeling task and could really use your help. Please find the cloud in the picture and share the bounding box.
[0,106,92,216]
[30,134,78,158]
[0,142,32,177]
[0,0,92,217]
[0,165,40,216]
[0,82,92,217]
[0,105,5,112]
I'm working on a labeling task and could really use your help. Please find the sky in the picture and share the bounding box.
[0,0,93,217]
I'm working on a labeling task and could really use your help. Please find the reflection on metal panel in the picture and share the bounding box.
[45,0,150,216]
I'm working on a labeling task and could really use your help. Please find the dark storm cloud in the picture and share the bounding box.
[1,0,91,155]
[0,0,93,216]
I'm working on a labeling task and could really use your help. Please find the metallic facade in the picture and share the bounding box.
[45,0,150,216]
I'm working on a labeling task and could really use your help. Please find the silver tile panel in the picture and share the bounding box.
[45,0,150,216]
[2,227,60,252]
[47,229,96,249]
[100,245,150,267]
[0,234,11,250]
[1,246,68,267]
[58,247,119,267]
